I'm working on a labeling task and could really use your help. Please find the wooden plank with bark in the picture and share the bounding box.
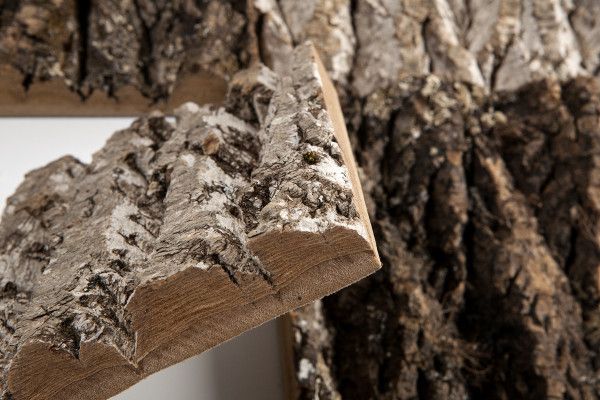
[0,43,379,400]
[0,0,246,115]
[4,0,600,399]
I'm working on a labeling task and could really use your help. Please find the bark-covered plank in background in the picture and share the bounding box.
[0,0,249,115]
[290,75,600,400]
[277,1,600,399]
[0,43,379,400]
[2,0,600,114]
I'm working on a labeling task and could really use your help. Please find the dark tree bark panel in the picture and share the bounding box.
[261,1,600,399]
[289,76,600,400]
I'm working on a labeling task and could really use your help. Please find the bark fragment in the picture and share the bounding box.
[0,43,379,400]
[0,0,79,88]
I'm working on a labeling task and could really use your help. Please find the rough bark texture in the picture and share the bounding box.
[290,75,600,400]
[4,0,600,399]
[0,0,249,100]
[4,0,600,113]
[274,2,600,400]
[0,43,379,399]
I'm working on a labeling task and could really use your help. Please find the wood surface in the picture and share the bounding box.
[0,43,379,399]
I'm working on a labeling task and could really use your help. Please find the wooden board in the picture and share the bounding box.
[0,43,380,399]
[0,65,227,116]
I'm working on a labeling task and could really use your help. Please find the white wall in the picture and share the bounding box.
[0,118,284,400]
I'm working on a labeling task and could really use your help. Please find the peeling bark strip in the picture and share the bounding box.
[0,43,379,400]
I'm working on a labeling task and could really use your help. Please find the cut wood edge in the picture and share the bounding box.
[0,64,228,117]
[308,43,379,261]
[7,228,378,399]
